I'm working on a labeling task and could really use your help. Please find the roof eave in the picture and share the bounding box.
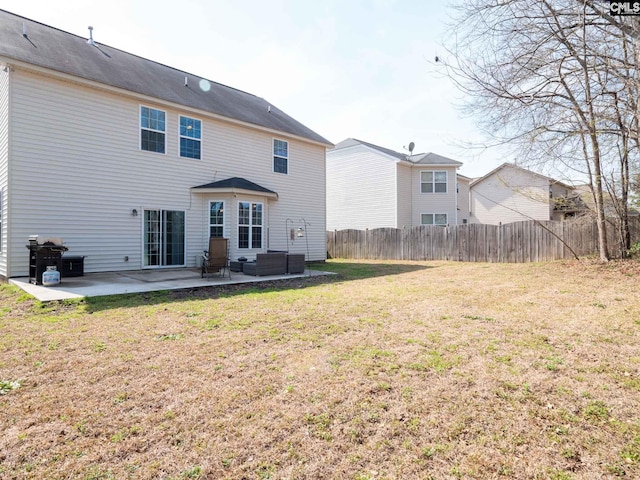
[412,163,462,168]
[191,186,279,199]
[470,162,573,189]
[1,58,333,149]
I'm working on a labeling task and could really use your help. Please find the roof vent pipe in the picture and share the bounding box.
[22,23,27,38]
[87,26,95,45]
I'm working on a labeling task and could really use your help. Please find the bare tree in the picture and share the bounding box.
[581,1,640,252]
[443,0,640,260]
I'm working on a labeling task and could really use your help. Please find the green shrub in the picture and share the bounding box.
[627,242,640,258]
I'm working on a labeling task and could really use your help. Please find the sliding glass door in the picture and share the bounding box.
[144,209,185,267]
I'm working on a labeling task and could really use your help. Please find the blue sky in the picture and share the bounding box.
[2,0,506,178]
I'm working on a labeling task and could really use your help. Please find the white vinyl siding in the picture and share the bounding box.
[6,69,327,276]
[469,165,551,225]
[326,144,398,230]
[411,167,458,227]
[0,68,9,275]
[457,176,470,224]
[396,164,412,228]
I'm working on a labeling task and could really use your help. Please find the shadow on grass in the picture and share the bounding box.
[80,261,433,313]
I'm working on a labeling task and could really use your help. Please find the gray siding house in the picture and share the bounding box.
[0,9,332,278]
[326,138,466,230]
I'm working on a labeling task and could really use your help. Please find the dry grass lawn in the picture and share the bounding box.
[1,259,640,479]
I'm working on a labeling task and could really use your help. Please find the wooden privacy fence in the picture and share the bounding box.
[327,218,640,263]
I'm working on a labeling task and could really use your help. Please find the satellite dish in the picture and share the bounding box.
[408,142,415,154]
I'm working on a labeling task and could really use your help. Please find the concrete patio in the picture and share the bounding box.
[10,267,326,302]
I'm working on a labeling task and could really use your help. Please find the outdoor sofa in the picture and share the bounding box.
[242,252,306,276]
[242,252,287,276]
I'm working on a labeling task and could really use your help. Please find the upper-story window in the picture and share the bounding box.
[140,106,166,153]
[273,139,288,174]
[421,171,447,193]
[180,116,202,159]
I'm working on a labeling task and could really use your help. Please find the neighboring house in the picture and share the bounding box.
[469,163,582,225]
[573,184,639,219]
[457,174,471,224]
[326,138,466,230]
[0,10,332,278]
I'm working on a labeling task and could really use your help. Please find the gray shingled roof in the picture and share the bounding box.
[0,9,331,146]
[332,138,407,160]
[409,152,463,167]
[470,163,573,189]
[193,177,277,195]
[332,138,462,166]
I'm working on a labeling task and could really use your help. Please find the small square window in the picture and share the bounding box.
[434,214,448,225]
[421,213,434,225]
[421,170,447,194]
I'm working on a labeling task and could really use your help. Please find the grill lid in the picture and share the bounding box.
[29,236,64,246]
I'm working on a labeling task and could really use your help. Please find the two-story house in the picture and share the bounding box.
[326,138,466,230]
[0,9,332,278]
[469,163,582,225]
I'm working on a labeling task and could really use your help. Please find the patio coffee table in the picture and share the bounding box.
[230,261,245,272]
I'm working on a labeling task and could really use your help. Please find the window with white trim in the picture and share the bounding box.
[180,116,202,159]
[238,201,263,249]
[421,213,448,225]
[140,106,166,153]
[421,170,447,193]
[209,201,224,238]
[273,139,288,174]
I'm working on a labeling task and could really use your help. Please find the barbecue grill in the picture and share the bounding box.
[26,235,68,285]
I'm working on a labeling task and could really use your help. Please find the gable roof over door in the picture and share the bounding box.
[192,177,278,199]
[0,9,331,146]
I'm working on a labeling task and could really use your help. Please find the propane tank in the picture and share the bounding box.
[42,266,60,286]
